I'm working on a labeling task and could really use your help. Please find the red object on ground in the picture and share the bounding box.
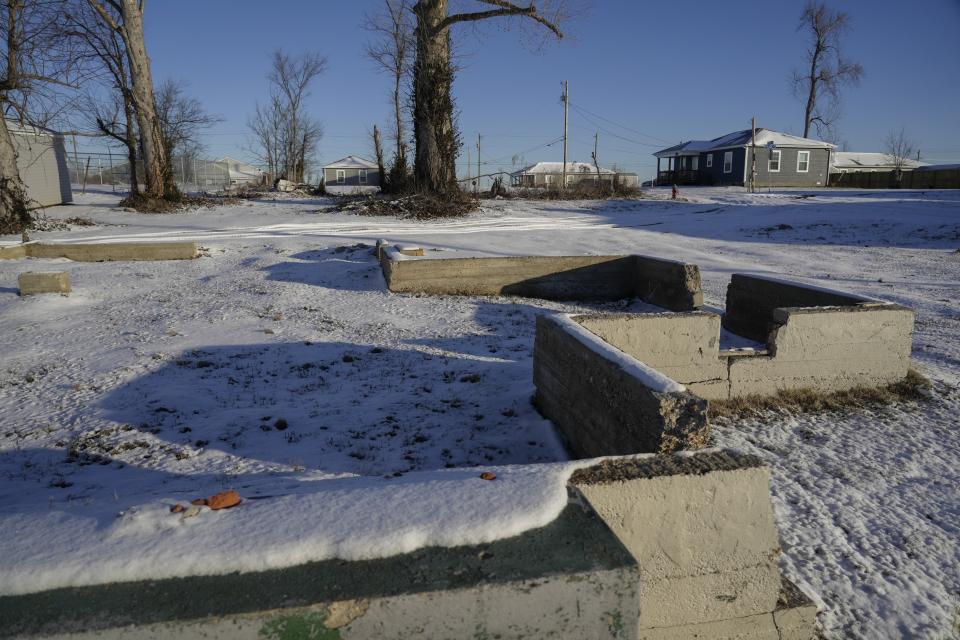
[206,490,242,510]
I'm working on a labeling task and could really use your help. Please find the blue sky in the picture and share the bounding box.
[137,0,960,180]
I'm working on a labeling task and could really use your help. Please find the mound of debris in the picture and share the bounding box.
[337,192,479,220]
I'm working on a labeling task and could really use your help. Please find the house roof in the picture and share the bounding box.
[915,163,960,171]
[510,161,614,176]
[323,155,378,169]
[654,128,835,158]
[831,152,927,170]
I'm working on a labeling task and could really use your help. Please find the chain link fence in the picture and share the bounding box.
[65,146,240,193]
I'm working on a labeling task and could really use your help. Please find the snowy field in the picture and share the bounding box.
[1,187,958,638]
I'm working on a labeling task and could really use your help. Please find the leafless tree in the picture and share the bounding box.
[64,0,141,193]
[884,128,915,186]
[790,1,863,140]
[411,0,572,196]
[87,0,173,200]
[154,78,222,184]
[372,123,386,186]
[247,50,325,184]
[364,0,414,191]
[1,0,80,234]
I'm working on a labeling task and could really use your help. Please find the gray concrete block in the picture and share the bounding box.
[1,242,200,263]
[377,245,703,311]
[18,271,70,296]
[534,314,709,457]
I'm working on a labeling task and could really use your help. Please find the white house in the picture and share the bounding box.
[7,121,72,208]
[510,161,638,188]
[217,156,263,186]
[322,156,381,194]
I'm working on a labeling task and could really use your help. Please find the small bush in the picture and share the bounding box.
[506,181,643,201]
[337,191,479,220]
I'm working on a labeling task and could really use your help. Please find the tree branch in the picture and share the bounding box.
[436,1,563,38]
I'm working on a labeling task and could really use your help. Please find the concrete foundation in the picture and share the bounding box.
[17,271,70,296]
[571,292,913,401]
[534,314,709,456]
[0,242,199,262]
[378,243,703,311]
[0,451,817,640]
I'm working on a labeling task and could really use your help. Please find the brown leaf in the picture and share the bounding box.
[479,472,497,481]
[206,490,242,510]
[170,503,184,513]
[190,498,207,506]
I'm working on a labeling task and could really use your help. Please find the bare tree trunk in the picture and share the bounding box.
[123,96,139,194]
[0,117,30,234]
[372,124,386,190]
[802,45,820,138]
[413,0,458,195]
[115,0,168,199]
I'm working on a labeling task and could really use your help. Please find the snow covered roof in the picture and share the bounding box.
[511,161,614,176]
[831,152,927,170]
[323,155,378,170]
[655,128,835,158]
[915,163,960,171]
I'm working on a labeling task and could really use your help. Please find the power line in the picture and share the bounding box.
[567,101,672,145]
[569,105,664,149]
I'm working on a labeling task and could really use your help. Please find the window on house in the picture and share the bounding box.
[768,150,781,172]
[545,174,555,185]
[692,157,699,171]
[336,169,345,184]
[359,169,367,184]
[706,154,713,168]
[723,151,733,173]
[797,151,810,172]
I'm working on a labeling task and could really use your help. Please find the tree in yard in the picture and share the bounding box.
[884,128,915,186]
[1,0,77,234]
[154,78,222,183]
[411,0,569,196]
[247,50,325,185]
[86,0,173,200]
[371,123,386,188]
[364,0,415,192]
[790,1,863,140]
[65,1,141,193]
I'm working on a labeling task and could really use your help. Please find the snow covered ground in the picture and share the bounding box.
[1,187,957,638]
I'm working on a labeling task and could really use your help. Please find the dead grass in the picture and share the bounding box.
[708,369,932,422]
[119,193,240,213]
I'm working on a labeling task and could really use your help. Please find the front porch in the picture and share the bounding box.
[655,154,701,185]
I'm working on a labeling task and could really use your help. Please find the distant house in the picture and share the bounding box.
[830,152,927,174]
[654,129,834,187]
[509,161,639,188]
[322,156,380,194]
[7,121,72,208]
[218,156,263,186]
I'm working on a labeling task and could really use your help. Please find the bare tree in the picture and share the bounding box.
[372,123,386,186]
[154,78,222,183]
[791,1,863,140]
[247,50,325,184]
[1,0,78,234]
[884,128,915,186]
[364,0,414,191]
[64,1,141,193]
[411,0,571,196]
[87,0,173,200]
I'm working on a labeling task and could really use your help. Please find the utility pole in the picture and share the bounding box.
[592,131,602,186]
[750,116,757,193]
[477,133,481,193]
[467,145,472,188]
[562,80,569,189]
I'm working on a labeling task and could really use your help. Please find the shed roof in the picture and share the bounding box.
[831,152,927,170]
[323,155,378,170]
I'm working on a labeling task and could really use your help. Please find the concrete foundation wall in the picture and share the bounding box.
[0,242,199,262]
[2,451,817,640]
[533,314,709,456]
[728,305,914,396]
[379,246,703,311]
[723,273,871,343]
